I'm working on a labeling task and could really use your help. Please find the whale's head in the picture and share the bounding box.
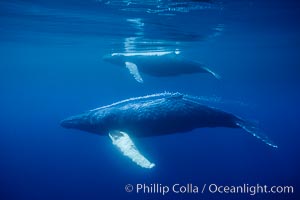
[60,114,106,134]
[60,114,87,128]
[102,53,125,66]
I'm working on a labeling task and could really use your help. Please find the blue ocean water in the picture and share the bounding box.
[0,0,299,199]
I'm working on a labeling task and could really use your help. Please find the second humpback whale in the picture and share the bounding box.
[103,51,220,83]
[61,92,277,169]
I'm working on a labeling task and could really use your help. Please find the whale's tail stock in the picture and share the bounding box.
[235,118,278,148]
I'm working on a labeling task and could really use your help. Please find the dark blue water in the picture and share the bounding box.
[0,0,299,199]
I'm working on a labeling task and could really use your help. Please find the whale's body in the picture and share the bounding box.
[103,52,220,83]
[61,92,277,168]
[62,93,239,137]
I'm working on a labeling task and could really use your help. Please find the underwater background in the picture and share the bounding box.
[0,0,299,199]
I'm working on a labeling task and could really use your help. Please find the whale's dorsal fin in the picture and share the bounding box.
[125,62,144,83]
[109,130,155,169]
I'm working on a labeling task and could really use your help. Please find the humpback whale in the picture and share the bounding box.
[103,51,220,83]
[61,92,277,169]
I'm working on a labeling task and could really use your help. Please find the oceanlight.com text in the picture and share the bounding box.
[124,183,294,196]
[207,183,294,196]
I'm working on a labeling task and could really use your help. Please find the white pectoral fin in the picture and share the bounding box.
[109,130,155,169]
[125,62,144,83]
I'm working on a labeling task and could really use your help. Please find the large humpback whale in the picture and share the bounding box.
[103,51,220,83]
[61,92,277,169]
